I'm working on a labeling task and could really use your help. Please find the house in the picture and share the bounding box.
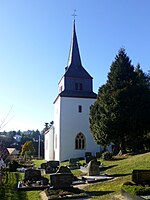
[13,134,22,142]
[7,148,19,160]
[44,20,101,161]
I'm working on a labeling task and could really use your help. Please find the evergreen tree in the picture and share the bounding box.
[127,64,150,150]
[90,48,150,153]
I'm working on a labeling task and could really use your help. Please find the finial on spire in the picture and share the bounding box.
[72,9,77,21]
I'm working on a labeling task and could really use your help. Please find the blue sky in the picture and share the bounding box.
[0,0,150,132]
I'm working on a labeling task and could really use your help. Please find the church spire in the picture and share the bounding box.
[67,20,82,68]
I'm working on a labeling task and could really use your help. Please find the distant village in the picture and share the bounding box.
[0,129,44,161]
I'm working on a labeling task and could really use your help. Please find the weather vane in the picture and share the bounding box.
[72,9,77,20]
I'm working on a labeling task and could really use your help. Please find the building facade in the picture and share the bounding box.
[44,21,100,161]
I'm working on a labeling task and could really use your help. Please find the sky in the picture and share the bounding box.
[0,0,150,132]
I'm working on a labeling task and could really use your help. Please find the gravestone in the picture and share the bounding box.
[85,152,92,157]
[41,163,47,169]
[46,161,59,173]
[50,166,73,188]
[85,155,96,164]
[132,170,150,185]
[47,161,59,168]
[96,152,102,158]
[69,158,79,167]
[87,159,100,176]
[41,177,49,185]
[57,166,72,174]
[24,169,42,182]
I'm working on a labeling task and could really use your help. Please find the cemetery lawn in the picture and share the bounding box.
[33,159,47,168]
[0,152,149,200]
[83,152,150,199]
[0,171,41,200]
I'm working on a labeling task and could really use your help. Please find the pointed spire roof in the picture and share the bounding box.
[67,20,82,68]
[65,20,92,79]
[54,19,97,102]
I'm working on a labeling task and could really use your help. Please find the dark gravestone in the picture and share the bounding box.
[50,173,73,189]
[46,161,59,173]
[41,177,49,185]
[41,163,47,169]
[47,161,59,168]
[57,166,72,174]
[85,152,92,157]
[25,169,42,182]
[85,155,96,164]
[69,158,79,167]
[87,159,100,176]
[96,152,102,158]
[132,170,150,185]
[50,166,73,188]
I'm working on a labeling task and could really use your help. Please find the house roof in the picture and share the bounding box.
[7,148,19,155]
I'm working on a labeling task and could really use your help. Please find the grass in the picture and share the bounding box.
[0,172,27,200]
[122,182,150,196]
[0,169,43,200]
[0,152,149,199]
[33,159,46,168]
[83,152,150,199]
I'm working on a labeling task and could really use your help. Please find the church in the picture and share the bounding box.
[44,20,100,161]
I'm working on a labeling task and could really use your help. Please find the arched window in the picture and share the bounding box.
[75,132,85,150]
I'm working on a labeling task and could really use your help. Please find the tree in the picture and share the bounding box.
[90,48,150,154]
[32,129,40,141]
[126,64,150,151]
[90,84,112,149]
[20,140,35,156]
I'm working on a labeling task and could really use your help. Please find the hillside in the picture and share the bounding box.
[83,152,150,199]
[0,152,149,200]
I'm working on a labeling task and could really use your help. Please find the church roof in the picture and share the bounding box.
[54,20,97,104]
[64,20,92,79]
[60,90,97,98]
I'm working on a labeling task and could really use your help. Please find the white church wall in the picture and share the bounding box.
[59,97,100,161]
[54,96,61,161]
[44,126,54,161]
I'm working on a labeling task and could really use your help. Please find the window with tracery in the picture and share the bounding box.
[75,132,85,149]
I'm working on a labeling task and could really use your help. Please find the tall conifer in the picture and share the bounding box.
[90,48,150,153]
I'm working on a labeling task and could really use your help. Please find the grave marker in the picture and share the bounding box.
[132,170,150,185]
[87,159,100,176]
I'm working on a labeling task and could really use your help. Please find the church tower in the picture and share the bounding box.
[45,20,100,161]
